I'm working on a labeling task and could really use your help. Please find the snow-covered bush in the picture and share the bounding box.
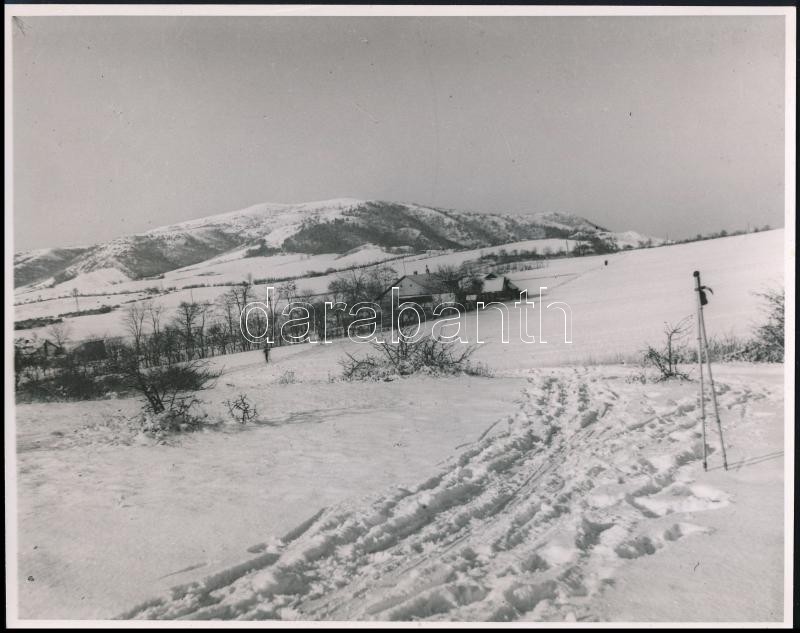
[697,331,750,363]
[107,343,221,433]
[15,354,116,402]
[112,350,220,415]
[690,289,784,363]
[747,288,784,362]
[139,397,208,437]
[340,329,488,381]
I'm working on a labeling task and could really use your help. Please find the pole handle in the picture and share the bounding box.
[694,271,711,306]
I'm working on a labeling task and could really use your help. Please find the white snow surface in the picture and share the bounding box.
[114,365,781,623]
[16,362,783,621]
[13,228,787,622]
[14,230,783,348]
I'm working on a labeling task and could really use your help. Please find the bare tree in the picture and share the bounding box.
[431,264,463,294]
[123,304,148,356]
[141,300,164,365]
[431,264,482,302]
[276,279,298,304]
[195,301,213,358]
[146,301,163,338]
[328,269,377,305]
[173,301,205,359]
[217,291,239,353]
[368,264,398,292]
[45,321,71,350]
[644,317,692,380]
[226,285,253,351]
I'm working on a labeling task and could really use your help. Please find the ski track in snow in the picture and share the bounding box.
[121,368,771,622]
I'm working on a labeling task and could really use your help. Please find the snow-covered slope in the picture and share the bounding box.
[116,366,783,621]
[13,226,786,621]
[13,199,659,290]
[528,211,605,234]
[13,246,94,288]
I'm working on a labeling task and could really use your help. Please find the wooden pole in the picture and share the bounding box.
[693,271,708,471]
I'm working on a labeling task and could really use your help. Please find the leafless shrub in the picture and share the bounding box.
[133,361,220,415]
[639,289,784,377]
[643,317,692,381]
[110,344,220,432]
[225,394,258,424]
[139,396,207,436]
[340,352,383,381]
[341,326,487,381]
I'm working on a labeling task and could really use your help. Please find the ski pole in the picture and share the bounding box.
[693,271,708,471]
[699,304,729,470]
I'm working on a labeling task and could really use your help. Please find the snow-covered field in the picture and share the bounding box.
[11,230,789,622]
[473,229,785,368]
[13,230,782,347]
[13,235,581,341]
[120,365,785,622]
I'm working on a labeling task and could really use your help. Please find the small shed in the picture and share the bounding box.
[37,338,64,360]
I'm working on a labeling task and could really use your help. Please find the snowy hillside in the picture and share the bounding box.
[528,211,605,234]
[13,228,786,621]
[119,367,783,622]
[13,246,94,288]
[12,229,781,349]
[13,199,660,290]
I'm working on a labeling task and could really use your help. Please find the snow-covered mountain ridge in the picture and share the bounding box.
[14,199,659,289]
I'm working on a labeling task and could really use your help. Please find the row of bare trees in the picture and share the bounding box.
[121,286,274,367]
[118,261,486,364]
[16,261,490,393]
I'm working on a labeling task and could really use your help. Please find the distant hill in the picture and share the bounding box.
[13,199,658,289]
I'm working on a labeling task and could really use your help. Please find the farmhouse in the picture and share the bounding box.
[378,273,456,309]
[15,337,63,362]
[478,272,521,302]
[72,339,109,363]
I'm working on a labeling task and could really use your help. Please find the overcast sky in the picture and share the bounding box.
[12,15,786,251]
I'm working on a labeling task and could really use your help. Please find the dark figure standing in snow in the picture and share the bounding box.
[604,260,608,266]
[263,344,270,364]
